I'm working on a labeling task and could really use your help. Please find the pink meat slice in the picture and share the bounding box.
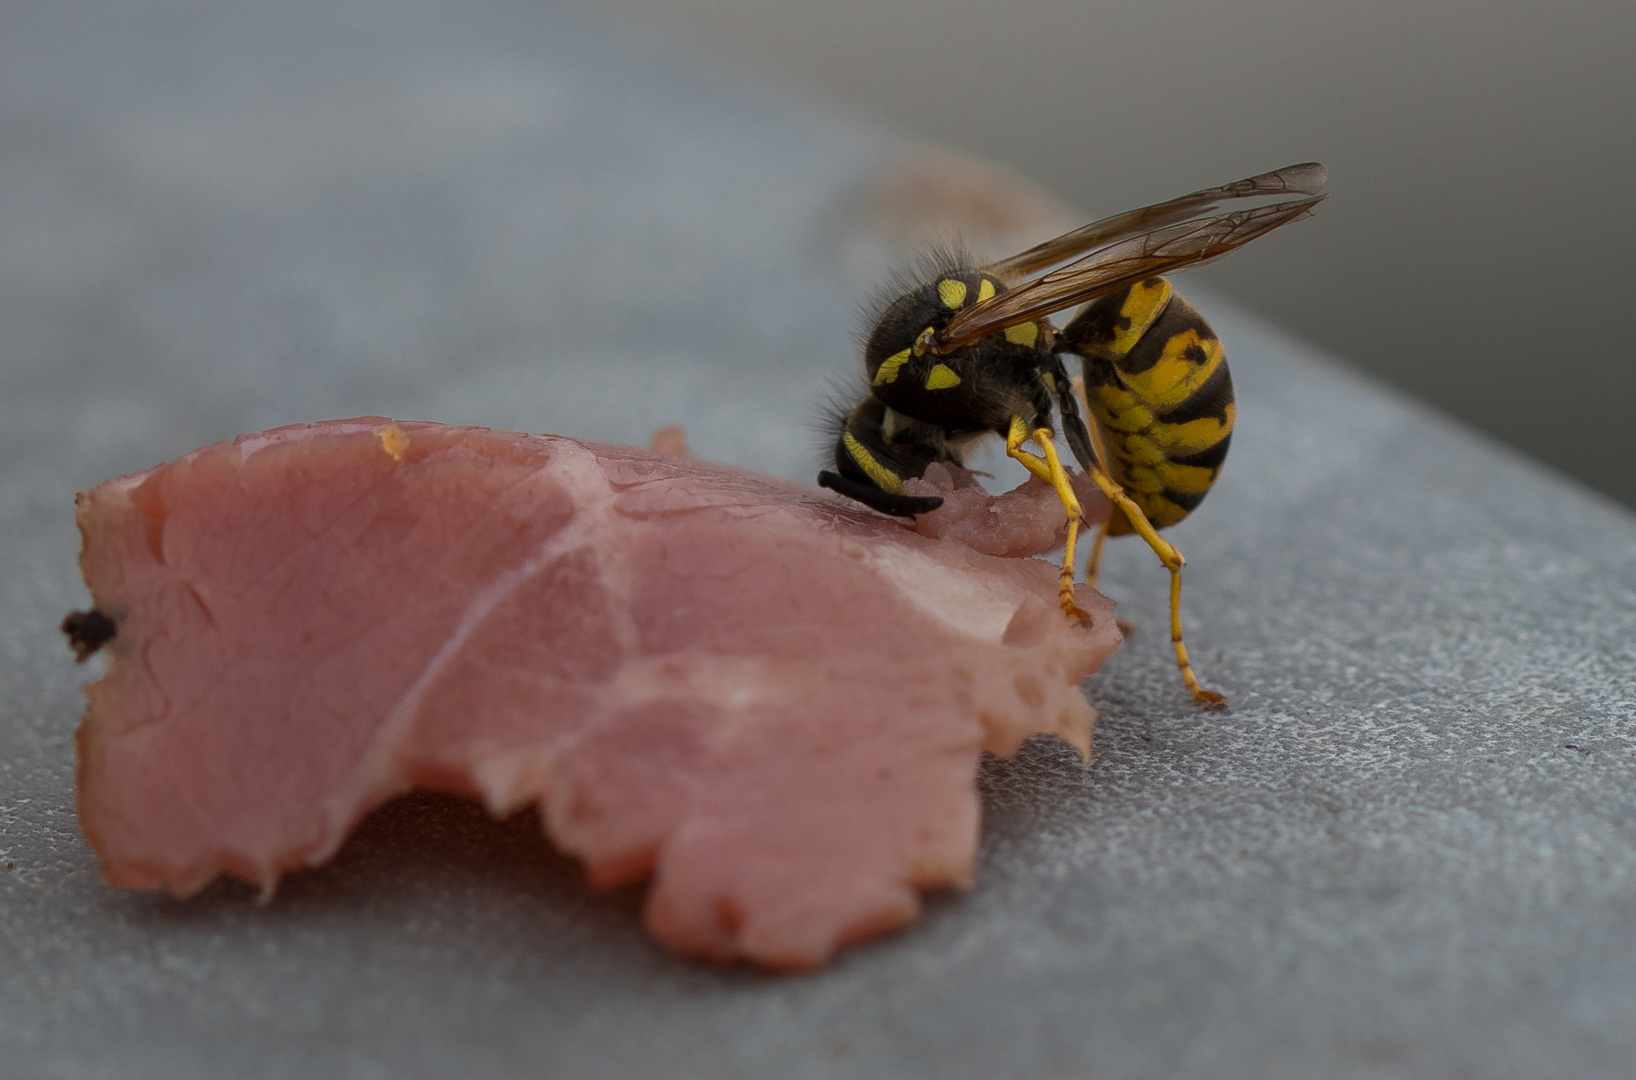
[73,418,1120,969]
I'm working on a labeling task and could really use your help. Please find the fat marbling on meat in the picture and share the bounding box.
[70,418,1120,968]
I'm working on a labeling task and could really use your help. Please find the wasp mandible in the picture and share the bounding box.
[819,163,1328,707]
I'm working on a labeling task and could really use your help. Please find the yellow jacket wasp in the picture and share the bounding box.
[819,163,1327,707]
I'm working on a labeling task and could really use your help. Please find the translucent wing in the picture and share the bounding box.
[984,162,1328,283]
[936,190,1326,353]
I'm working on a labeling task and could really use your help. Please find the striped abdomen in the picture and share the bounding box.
[1061,277,1234,535]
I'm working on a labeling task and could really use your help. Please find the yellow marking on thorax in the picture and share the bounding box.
[842,432,906,494]
[1004,321,1038,347]
[1104,277,1173,356]
[938,279,968,309]
[873,347,911,386]
[1122,329,1225,409]
[977,278,996,302]
[374,423,410,462]
[925,363,961,390]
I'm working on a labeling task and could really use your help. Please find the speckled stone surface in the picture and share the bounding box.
[3,2,1635,1078]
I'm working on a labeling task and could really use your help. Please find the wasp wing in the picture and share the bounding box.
[936,192,1326,353]
[983,162,1327,283]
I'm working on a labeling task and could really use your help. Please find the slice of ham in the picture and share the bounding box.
[71,418,1119,969]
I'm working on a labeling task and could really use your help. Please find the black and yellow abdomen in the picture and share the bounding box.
[1061,277,1235,535]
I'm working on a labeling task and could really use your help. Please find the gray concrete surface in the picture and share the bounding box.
[3,2,1635,1078]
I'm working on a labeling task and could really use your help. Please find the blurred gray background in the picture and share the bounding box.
[4,2,1636,1078]
[595,0,1636,510]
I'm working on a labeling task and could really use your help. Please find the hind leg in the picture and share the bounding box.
[1073,466,1224,708]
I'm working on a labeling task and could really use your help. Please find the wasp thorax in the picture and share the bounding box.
[861,270,1047,430]
[864,272,996,376]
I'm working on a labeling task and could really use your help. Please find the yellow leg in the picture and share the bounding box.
[1006,417,1090,623]
[1004,416,1056,486]
[1085,520,1109,590]
[1076,464,1226,709]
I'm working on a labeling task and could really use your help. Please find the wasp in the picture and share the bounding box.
[819,163,1327,707]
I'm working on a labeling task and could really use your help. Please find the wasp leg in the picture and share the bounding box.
[1005,416,1090,624]
[1045,355,1115,594]
[1076,465,1225,708]
[1048,355,1099,476]
[1064,380,1115,600]
[1085,519,1109,590]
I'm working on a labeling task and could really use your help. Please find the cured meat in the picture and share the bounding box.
[905,461,1105,558]
[71,418,1120,969]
